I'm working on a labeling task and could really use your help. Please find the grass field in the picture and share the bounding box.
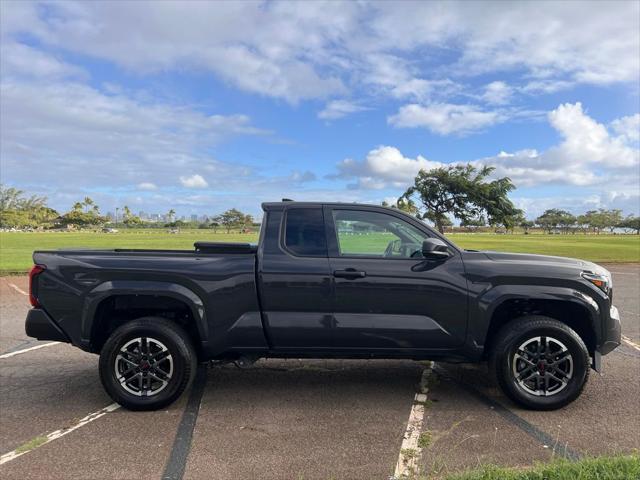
[0,229,638,274]
[443,453,640,480]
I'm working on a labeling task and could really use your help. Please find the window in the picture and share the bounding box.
[284,208,327,256]
[332,210,429,258]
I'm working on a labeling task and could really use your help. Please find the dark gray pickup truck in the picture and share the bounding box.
[25,201,621,411]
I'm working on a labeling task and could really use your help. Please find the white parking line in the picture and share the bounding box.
[7,282,28,296]
[0,403,120,465]
[622,335,640,352]
[609,271,640,275]
[393,365,432,479]
[0,342,60,359]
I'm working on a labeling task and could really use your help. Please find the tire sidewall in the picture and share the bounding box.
[99,318,195,411]
[495,318,589,410]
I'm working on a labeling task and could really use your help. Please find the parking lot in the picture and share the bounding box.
[1,265,638,479]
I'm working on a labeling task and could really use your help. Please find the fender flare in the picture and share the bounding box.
[472,284,601,348]
[80,280,207,349]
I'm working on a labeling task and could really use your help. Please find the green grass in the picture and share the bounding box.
[14,435,48,454]
[0,230,638,274]
[418,431,432,448]
[449,233,640,264]
[0,229,258,274]
[441,454,640,480]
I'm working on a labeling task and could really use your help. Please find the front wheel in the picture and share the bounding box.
[99,317,197,411]
[491,316,590,410]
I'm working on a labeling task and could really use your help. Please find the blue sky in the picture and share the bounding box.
[1,0,639,220]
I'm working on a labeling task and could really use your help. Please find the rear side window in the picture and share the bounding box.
[284,208,327,256]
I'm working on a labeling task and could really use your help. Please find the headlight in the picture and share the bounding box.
[582,271,611,295]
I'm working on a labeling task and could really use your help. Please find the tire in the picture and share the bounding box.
[490,315,590,410]
[99,317,197,411]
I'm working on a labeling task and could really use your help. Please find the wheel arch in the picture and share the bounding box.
[480,286,599,358]
[81,281,208,354]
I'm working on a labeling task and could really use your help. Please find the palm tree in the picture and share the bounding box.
[83,197,95,213]
[167,209,176,223]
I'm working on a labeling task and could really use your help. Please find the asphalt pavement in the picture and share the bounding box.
[0,264,638,479]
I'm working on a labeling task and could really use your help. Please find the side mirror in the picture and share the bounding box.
[421,238,450,259]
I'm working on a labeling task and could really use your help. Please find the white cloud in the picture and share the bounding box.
[137,182,157,191]
[333,146,445,189]
[318,100,367,120]
[0,42,86,81]
[481,81,513,105]
[1,1,349,104]
[388,103,503,135]
[0,78,270,189]
[611,114,640,143]
[361,54,461,102]
[3,1,636,104]
[179,174,208,189]
[337,103,639,190]
[370,2,640,86]
[545,103,638,168]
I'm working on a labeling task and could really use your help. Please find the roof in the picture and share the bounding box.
[261,201,396,211]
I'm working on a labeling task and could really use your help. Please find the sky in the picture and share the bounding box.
[1,0,639,220]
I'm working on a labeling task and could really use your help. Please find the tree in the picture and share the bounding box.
[83,197,95,213]
[494,211,526,233]
[219,208,247,233]
[122,205,143,227]
[395,198,419,216]
[578,209,622,234]
[59,199,106,228]
[460,216,486,232]
[519,219,535,234]
[438,215,453,232]
[166,209,176,224]
[576,214,590,234]
[557,211,577,234]
[535,209,574,234]
[399,164,520,233]
[1,184,47,211]
[382,198,419,215]
[604,209,623,233]
[580,210,605,234]
[239,213,254,232]
[619,215,640,234]
[209,214,222,233]
[0,184,57,228]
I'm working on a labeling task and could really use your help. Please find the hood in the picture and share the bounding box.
[480,250,610,278]
[482,251,588,267]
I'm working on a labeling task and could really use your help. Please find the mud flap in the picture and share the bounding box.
[592,350,602,373]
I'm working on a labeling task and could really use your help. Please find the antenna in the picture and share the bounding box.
[282,198,294,202]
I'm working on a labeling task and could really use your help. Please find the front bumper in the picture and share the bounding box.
[592,305,621,372]
[599,305,622,355]
[25,309,70,343]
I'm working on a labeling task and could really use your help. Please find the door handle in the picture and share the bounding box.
[333,269,366,279]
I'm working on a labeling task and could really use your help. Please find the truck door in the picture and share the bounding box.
[257,206,334,349]
[325,206,468,351]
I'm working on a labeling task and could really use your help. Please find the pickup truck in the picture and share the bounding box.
[25,201,621,411]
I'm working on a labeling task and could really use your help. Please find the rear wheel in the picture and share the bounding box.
[490,316,590,410]
[99,317,197,411]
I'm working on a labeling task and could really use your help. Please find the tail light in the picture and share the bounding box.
[28,264,46,308]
